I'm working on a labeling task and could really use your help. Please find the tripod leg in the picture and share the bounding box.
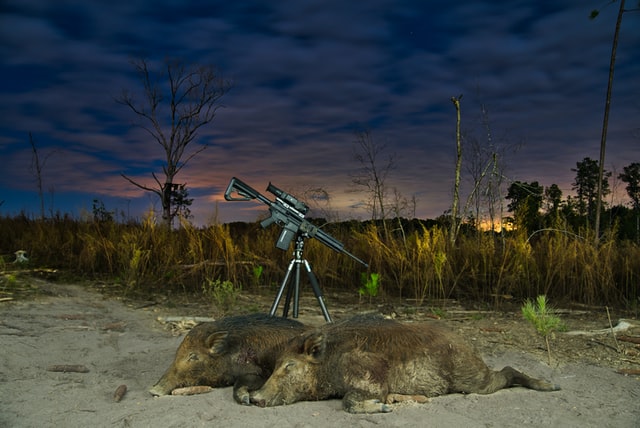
[283,261,301,318]
[282,274,294,317]
[293,261,301,318]
[269,260,295,317]
[303,260,332,323]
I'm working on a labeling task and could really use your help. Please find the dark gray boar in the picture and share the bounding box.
[149,313,307,404]
[250,314,560,413]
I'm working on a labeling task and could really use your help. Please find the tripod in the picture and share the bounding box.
[269,234,332,322]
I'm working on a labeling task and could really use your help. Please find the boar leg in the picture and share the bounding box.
[473,366,560,394]
[342,390,393,414]
[498,366,560,391]
[233,374,267,405]
[385,393,430,404]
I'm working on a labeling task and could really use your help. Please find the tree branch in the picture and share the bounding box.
[121,173,161,198]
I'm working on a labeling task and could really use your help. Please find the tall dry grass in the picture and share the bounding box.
[1,214,638,308]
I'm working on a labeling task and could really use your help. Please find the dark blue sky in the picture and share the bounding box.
[1,1,639,224]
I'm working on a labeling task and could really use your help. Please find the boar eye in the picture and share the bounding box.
[187,352,199,362]
[284,361,296,371]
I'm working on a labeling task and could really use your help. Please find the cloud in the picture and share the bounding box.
[1,0,639,224]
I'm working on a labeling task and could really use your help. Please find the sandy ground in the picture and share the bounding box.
[1,280,639,428]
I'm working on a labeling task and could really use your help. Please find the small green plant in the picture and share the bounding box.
[430,307,446,319]
[522,295,564,365]
[121,244,151,288]
[203,278,240,311]
[433,250,447,298]
[471,313,485,321]
[251,265,264,287]
[359,272,380,302]
[403,306,417,316]
[5,273,18,285]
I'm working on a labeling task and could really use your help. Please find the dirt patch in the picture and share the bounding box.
[1,277,639,427]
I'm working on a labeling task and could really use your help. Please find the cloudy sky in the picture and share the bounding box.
[1,0,639,225]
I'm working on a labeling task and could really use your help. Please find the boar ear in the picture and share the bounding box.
[205,331,229,355]
[301,332,326,359]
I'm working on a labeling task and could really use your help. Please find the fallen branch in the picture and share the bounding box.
[589,339,619,353]
[179,260,256,269]
[479,327,506,333]
[617,335,640,345]
[565,319,637,336]
[156,316,216,324]
[46,364,89,373]
[616,368,640,376]
[606,307,621,351]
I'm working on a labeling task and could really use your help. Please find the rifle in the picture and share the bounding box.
[224,177,368,267]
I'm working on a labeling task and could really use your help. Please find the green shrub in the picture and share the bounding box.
[522,295,565,365]
[359,272,380,301]
[203,278,240,312]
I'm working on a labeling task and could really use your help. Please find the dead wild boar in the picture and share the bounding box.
[149,313,307,403]
[250,314,560,413]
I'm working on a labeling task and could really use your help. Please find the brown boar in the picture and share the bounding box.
[149,313,307,404]
[250,314,560,413]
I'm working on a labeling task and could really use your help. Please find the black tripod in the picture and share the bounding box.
[269,234,332,322]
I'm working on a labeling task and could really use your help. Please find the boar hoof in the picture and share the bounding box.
[148,386,167,397]
[347,399,393,414]
[234,386,252,405]
[251,398,266,408]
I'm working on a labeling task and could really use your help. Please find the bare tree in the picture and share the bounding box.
[117,58,231,227]
[449,95,464,243]
[444,96,503,242]
[300,186,338,222]
[351,129,395,222]
[28,133,55,219]
[478,102,522,235]
[463,136,494,233]
[590,0,639,243]
[458,101,516,236]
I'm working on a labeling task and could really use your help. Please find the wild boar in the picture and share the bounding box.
[250,314,560,413]
[149,313,307,404]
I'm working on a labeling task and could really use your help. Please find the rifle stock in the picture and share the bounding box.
[225,177,272,206]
